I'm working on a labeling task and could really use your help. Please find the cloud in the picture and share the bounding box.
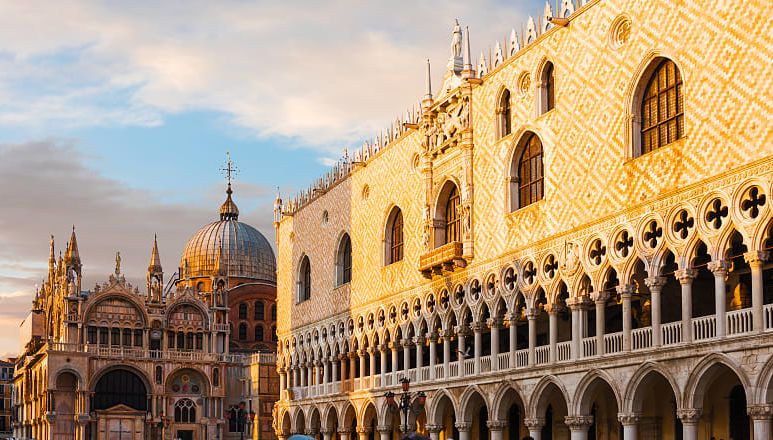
[0,1,537,149]
[0,141,276,354]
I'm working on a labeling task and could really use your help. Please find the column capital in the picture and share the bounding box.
[707,260,731,275]
[338,354,347,361]
[454,421,472,432]
[675,268,696,284]
[616,284,635,297]
[356,426,372,434]
[526,308,541,320]
[487,317,504,328]
[378,343,389,352]
[425,424,444,434]
[470,321,486,332]
[389,342,400,351]
[592,291,610,304]
[306,428,320,436]
[348,351,358,360]
[747,404,773,420]
[401,338,414,348]
[644,276,666,290]
[376,425,392,434]
[338,428,352,435]
[486,420,507,431]
[415,336,426,345]
[455,325,471,337]
[744,250,769,267]
[676,408,702,423]
[426,332,439,341]
[617,412,641,425]
[357,349,367,357]
[566,296,586,309]
[320,428,335,435]
[564,415,594,430]
[440,329,454,339]
[523,417,545,429]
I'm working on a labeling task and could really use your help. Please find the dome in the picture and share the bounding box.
[180,185,276,283]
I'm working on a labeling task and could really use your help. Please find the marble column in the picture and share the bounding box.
[523,418,544,440]
[442,331,451,378]
[593,293,607,356]
[527,309,538,366]
[456,326,468,376]
[338,429,350,440]
[676,269,696,344]
[428,332,438,379]
[645,277,666,347]
[402,339,412,373]
[708,260,730,338]
[368,347,377,388]
[745,251,769,332]
[568,297,583,360]
[564,415,593,440]
[618,285,634,351]
[331,356,339,384]
[472,321,484,374]
[321,429,333,440]
[415,336,425,381]
[379,344,388,385]
[359,349,367,381]
[391,343,399,381]
[377,425,392,440]
[455,422,472,440]
[617,412,640,440]
[356,427,369,440]
[488,317,501,370]
[748,404,773,440]
[677,409,701,440]
[507,312,517,365]
[426,424,443,440]
[547,305,558,363]
[487,421,506,440]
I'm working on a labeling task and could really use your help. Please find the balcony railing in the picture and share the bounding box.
[46,343,247,363]
[556,341,571,362]
[419,241,466,278]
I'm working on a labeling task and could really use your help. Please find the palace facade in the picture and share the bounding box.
[272,1,773,440]
[11,184,279,440]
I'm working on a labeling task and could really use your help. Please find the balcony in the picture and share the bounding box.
[46,343,249,364]
[279,304,773,402]
[419,241,466,278]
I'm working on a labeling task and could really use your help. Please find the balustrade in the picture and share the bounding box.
[582,337,596,358]
[463,358,475,375]
[535,345,550,365]
[556,341,571,362]
[727,308,753,335]
[692,315,717,341]
[449,361,459,377]
[632,327,652,350]
[661,321,682,346]
[765,304,773,330]
[604,332,623,354]
[480,355,492,373]
[497,352,510,370]
[515,349,528,368]
[434,364,444,380]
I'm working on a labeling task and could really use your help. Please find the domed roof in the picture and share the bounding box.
[180,185,276,283]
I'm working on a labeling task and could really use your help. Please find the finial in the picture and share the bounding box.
[463,25,473,73]
[219,152,240,221]
[424,58,433,102]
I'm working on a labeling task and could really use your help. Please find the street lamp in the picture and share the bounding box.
[384,378,426,434]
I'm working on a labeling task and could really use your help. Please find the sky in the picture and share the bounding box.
[0,0,544,356]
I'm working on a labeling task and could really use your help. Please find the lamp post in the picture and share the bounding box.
[384,378,426,435]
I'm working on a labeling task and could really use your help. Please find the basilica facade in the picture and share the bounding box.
[272,1,773,440]
[11,184,279,440]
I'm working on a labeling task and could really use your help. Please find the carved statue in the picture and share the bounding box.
[115,252,121,275]
[451,19,463,58]
[462,205,472,239]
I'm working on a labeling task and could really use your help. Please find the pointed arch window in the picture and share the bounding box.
[336,234,352,285]
[297,256,311,302]
[538,61,555,114]
[385,207,404,265]
[640,59,683,154]
[438,184,462,246]
[497,89,512,138]
[254,301,264,320]
[510,132,544,211]
[174,398,196,423]
[212,368,220,387]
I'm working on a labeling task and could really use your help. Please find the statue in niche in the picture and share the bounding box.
[462,204,471,240]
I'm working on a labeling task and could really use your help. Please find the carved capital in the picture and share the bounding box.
[356,427,372,434]
[592,291,610,304]
[617,412,641,425]
[675,268,696,284]
[306,428,320,436]
[454,422,472,432]
[564,415,594,430]
[401,338,414,348]
[470,321,486,332]
[525,308,541,320]
[523,418,545,430]
[486,420,507,431]
[616,284,635,297]
[426,332,439,341]
[747,404,773,420]
[677,408,702,423]
[425,424,444,434]
[744,251,769,267]
[644,276,666,290]
[338,428,352,435]
[707,260,731,276]
[415,336,426,346]
[455,325,471,337]
[319,428,335,435]
[487,317,503,329]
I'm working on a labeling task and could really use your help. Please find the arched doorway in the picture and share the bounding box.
[627,368,680,439]
[431,393,457,440]
[532,380,569,440]
[575,375,620,440]
[92,368,148,440]
[691,362,750,440]
[53,371,78,440]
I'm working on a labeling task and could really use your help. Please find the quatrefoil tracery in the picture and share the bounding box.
[706,198,728,229]
[643,220,663,249]
[589,239,607,265]
[673,209,694,240]
[544,254,558,279]
[741,186,766,219]
[615,230,634,257]
[523,262,537,284]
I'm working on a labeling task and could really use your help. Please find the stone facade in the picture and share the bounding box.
[12,187,279,440]
[273,1,773,440]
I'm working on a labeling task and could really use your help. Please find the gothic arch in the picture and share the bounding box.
[433,178,463,248]
[293,406,306,434]
[490,381,527,422]
[753,354,773,405]
[622,362,682,413]
[624,51,687,158]
[572,369,623,415]
[528,375,570,418]
[427,388,458,425]
[684,353,752,409]
[458,384,489,423]
[507,130,546,212]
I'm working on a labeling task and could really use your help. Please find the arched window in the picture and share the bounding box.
[271,325,278,342]
[174,398,196,423]
[497,89,512,138]
[385,207,404,265]
[238,323,247,341]
[445,185,461,244]
[538,62,555,114]
[640,59,683,154]
[212,368,220,387]
[255,325,264,342]
[254,301,264,320]
[336,234,352,285]
[92,369,147,411]
[271,304,276,321]
[298,256,311,302]
[510,132,544,210]
[155,366,162,385]
[238,303,247,320]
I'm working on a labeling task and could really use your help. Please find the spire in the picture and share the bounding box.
[148,234,162,273]
[462,25,473,77]
[219,152,240,221]
[65,225,80,265]
[424,58,433,100]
